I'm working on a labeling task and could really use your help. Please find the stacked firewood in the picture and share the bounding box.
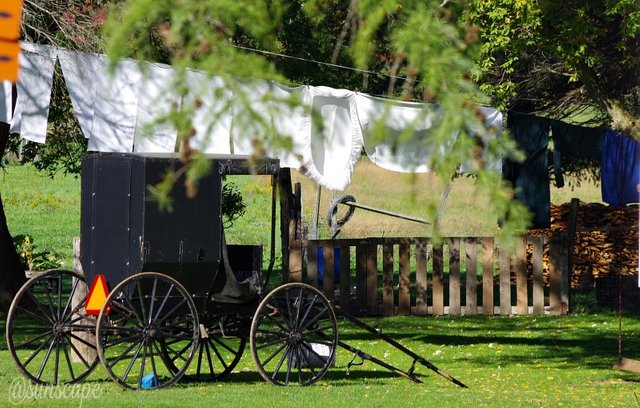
[529,202,639,288]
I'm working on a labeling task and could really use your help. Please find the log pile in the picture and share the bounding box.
[529,202,638,288]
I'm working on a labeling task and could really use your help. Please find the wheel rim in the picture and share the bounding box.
[96,272,199,390]
[6,269,98,385]
[250,283,338,386]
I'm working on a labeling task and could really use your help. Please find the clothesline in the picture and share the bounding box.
[3,42,503,191]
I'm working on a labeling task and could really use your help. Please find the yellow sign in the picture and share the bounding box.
[85,274,111,316]
[0,0,23,40]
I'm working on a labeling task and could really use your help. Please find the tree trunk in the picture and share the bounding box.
[0,122,27,312]
[606,98,640,142]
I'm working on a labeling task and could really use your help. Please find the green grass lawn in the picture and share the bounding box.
[0,312,638,407]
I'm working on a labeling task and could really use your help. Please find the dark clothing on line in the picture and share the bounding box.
[504,112,550,228]
[549,120,605,188]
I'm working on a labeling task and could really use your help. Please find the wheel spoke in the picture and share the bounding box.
[120,341,144,383]
[66,332,98,351]
[209,340,229,370]
[255,334,288,350]
[137,343,147,387]
[21,333,54,367]
[60,278,80,321]
[108,336,144,369]
[297,294,319,330]
[26,291,55,325]
[271,343,290,382]
[14,329,54,349]
[60,335,77,381]
[204,340,216,375]
[16,304,53,325]
[148,278,158,325]
[36,336,56,380]
[136,281,148,326]
[155,299,188,327]
[64,334,92,369]
[299,307,329,333]
[262,341,288,367]
[152,285,174,322]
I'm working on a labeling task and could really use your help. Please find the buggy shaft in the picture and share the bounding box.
[336,307,468,388]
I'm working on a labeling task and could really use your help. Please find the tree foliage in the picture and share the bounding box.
[466,0,640,140]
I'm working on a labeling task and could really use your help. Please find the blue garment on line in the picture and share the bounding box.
[601,130,640,207]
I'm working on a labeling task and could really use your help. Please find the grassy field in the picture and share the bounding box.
[0,312,638,407]
[2,162,637,407]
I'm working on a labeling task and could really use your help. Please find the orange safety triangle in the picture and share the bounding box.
[0,39,19,82]
[0,0,23,41]
[85,274,110,316]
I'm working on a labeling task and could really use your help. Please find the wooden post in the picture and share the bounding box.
[448,238,461,315]
[339,244,351,310]
[288,241,303,282]
[432,244,444,316]
[465,238,478,315]
[355,242,367,315]
[322,242,335,300]
[382,242,394,316]
[278,168,295,282]
[366,242,378,316]
[499,245,511,315]
[482,238,494,316]
[516,237,528,315]
[72,237,96,363]
[307,240,318,287]
[549,236,569,315]
[399,240,411,315]
[415,240,428,315]
[531,237,545,315]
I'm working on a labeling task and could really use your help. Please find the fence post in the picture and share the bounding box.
[72,237,96,363]
[449,238,461,315]
[383,242,394,316]
[549,235,569,315]
[366,241,378,316]
[415,240,429,315]
[465,238,478,315]
[399,239,411,315]
[516,237,528,315]
[339,244,351,310]
[355,242,368,315]
[432,244,444,316]
[482,238,494,316]
[530,237,545,315]
[499,245,512,315]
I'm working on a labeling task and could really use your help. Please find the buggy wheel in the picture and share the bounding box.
[6,269,98,385]
[250,283,338,386]
[165,315,246,381]
[96,272,199,390]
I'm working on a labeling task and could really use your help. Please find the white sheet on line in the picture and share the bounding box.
[88,58,140,152]
[58,49,101,139]
[231,80,309,168]
[0,81,13,124]
[183,70,232,154]
[302,86,363,191]
[133,62,180,153]
[10,43,58,143]
[356,93,435,173]
[458,106,503,173]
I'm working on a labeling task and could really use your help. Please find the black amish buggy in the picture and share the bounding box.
[5,152,465,389]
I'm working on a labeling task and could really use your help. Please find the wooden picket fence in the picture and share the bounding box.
[288,236,569,316]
